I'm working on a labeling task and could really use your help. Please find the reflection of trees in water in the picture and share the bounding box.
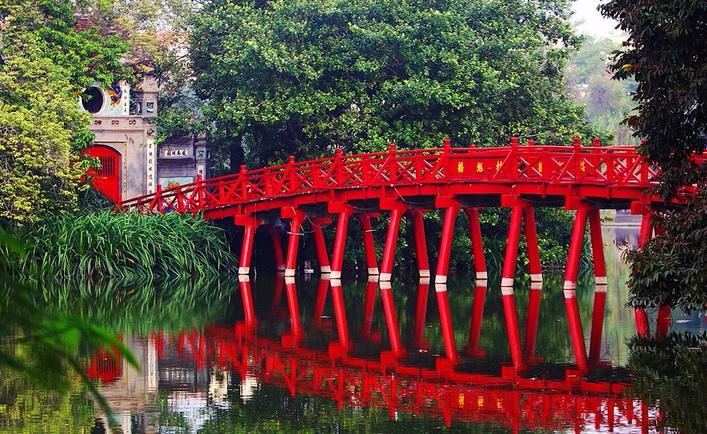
[628,332,707,433]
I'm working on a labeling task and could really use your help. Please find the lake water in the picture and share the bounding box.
[1,226,705,433]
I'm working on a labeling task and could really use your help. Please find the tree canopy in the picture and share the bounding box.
[190,0,603,168]
[601,1,706,311]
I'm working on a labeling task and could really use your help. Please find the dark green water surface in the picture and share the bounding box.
[1,227,705,433]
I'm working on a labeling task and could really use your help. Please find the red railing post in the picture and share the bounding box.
[239,164,248,199]
[388,143,397,183]
[334,148,344,186]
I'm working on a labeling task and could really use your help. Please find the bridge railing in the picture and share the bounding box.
[121,140,674,214]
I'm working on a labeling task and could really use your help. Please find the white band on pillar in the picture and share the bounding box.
[501,287,514,295]
[380,281,392,290]
[320,265,331,273]
[330,270,341,279]
[563,280,576,290]
[331,278,341,286]
[368,275,379,282]
[419,269,430,277]
[285,268,296,277]
[380,272,392,281]
[419,277,430,285]
[285,276,295,284]
[501,277,514,287]
[238,275,250,283]
[530,273,543,282]
[564,290,576,299]
[476,271,488,279]
[595,284,608,293]
[435,275,447,284]
[530,282,543,290]
[238,267,250,275]
[435,283,447,292]
[368,267,379,275]
[476,279,488,288]
[595,276,607,284]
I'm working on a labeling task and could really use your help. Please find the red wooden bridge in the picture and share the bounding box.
[119,137,700,374]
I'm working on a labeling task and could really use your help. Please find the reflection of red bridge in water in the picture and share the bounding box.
[89,324,659,432]
[120,138,701,372]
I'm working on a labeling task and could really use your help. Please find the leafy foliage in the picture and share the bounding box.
[600,1,706,194]
[0,0,131,226]
[11,211,237,283]
[601,1,707,311]
[623,189,707,311]
[191,0,603,168]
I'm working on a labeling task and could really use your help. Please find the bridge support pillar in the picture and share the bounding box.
[465,208,487,357]
[267,226,285,272]
[564,205,589,372]
[360,275,380,342]
[523,207,543,362]
[380,203,407,281]
[284,276,303,341]
[500,206,525,371]
[312,275,330,328]
[411,210,430,277]
[435,203,461,364]
[330,205,354,279]
[330,278,350,350]
[634,211,653,337]
[358,214,379,275]
[413,277,430,350]
[284,209,305,277]
[312,218,332,274]
[588,209,608,362]
[238,275,256,329]
[269,272,285,320]
[380,279,404,357]
[235,215,261,275]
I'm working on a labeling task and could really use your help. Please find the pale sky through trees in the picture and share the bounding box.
[572,0,623,39]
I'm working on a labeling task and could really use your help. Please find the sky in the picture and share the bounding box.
[571,0,624,40]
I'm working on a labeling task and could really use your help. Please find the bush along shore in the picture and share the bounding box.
[10,211,237,283]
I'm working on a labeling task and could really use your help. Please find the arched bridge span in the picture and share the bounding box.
[120,138,701,374]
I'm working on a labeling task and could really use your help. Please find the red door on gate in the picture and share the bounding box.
[84,145,122,204]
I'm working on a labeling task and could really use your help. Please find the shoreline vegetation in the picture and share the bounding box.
[8,211,237,284]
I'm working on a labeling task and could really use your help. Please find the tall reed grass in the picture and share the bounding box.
[15,211,236,282]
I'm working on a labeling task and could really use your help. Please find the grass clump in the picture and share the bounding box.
[14,211,236,282]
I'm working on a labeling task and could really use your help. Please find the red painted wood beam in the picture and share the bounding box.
[501,206,525,371]
[588,209,608,362]
[523,207,543,362]
[357,214,379,275]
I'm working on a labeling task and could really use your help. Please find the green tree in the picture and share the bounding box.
[564,37,637,145]
[191,0,603,169]
[600,1,707,310]
[0,0,130,225]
